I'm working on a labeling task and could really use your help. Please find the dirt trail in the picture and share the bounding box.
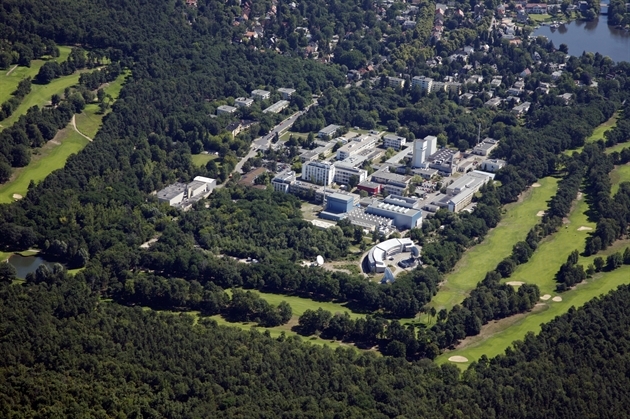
[5,65,18,76]
[71,114,92,142]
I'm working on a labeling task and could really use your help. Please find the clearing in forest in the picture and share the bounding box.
[430,176,559,311]
[203,288,367,350]
[191,153,218,167]
[74,70,130,138]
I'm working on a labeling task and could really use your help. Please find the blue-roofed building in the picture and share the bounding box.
[326,193,355,214]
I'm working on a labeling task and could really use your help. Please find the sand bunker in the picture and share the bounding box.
[448,356,469,363]
[577,226,593,231]
[540,294,551,301]
[552,296,563,302]
[536,211,545,217]
[532,183,541,187]
[506,281,524,286]
[12,194,22,200]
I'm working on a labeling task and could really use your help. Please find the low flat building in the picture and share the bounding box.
[217,105,237,115]
[383,134,407,150]
[158,183,187,206]
[289,181,325,201]
[367,237,417,272]
[263,100,289,114]
[357,181,382,195]
[484,97,502,108]
[480,158,506,173]
[318,124,341,139]
[366,201,422,230]
[346,207,393,232]
[512,101,531,115]
[371,171,412,196]
[157,177,215,209]
[446,171,491,195]
[251,89,271,100]
[278,88,296,99]
[336,134,379,160]
[472,138,499,156]
[235,97,254,107]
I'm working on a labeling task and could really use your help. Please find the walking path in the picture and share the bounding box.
[5,65,17,76]
[71,114,92,142]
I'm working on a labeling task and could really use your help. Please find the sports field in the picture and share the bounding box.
[430,177,558,311]
[0,128,89,204]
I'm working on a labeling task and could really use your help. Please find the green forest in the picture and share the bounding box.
[3,0,630,416]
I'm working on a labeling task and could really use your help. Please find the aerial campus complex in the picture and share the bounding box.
[271,131,499,235]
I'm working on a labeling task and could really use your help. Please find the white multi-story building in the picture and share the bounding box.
[271,170,296,193]
[388,77,405,88]
[383,134,407,150]
[251,89,271,100]
[333,162,368,185]
[412,135,437,167]
[302,161,336,186]
[412,76,433,92]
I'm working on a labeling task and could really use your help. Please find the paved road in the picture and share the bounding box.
[231,100,317,176]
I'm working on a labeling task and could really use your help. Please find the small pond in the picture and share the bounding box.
[8,254,57,279]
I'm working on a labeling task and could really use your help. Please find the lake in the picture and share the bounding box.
[8,254,57,279]
[533,18,630,64]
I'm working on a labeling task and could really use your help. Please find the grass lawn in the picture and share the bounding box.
[226,288,364,319]
[610,163,630,194]
[208,313,350,350]
[604,141,630,155]
[430,177,559,311]
[0,128,89,204]
[564,111,620,155]
[437,264,630,369]
[75,70,130,138]
[191,153,218,167]
[1,71,86,129]
[529,14,552,23]
[0,47,72,105]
